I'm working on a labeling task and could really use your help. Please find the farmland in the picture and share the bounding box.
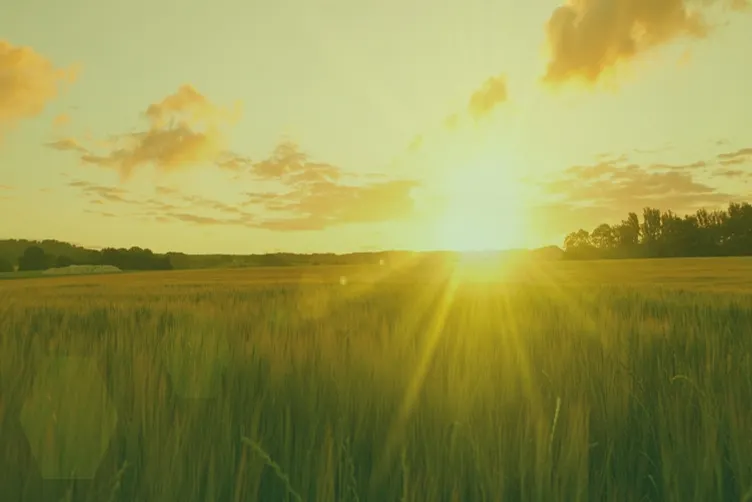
[1,257,751,501]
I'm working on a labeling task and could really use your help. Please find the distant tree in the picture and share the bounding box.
[640,207,662,255]
[0,256,13,272]
[18,246,49,271]
[98,246,172,270]
[591,224,617,252]
[55,255,74,268]
[723,202,752,255]
[620,212,641,249]
[563,229,599,259]
[563,229,590,251]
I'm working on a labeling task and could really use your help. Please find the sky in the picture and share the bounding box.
[1,0,751,254]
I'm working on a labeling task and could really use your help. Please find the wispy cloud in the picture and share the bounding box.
[68,140,421,232]
[716,169,746,178]
[84,209,116,218]
[248,178,420,231]
[399,73,509,158]
[215,151,254,172]
[243,141,419,230]
[48,85,241,180]
[68,180,137,204]
[529,156,735,237]
[52,113,71,128]
[47,138,89,154]
[545,161,728,205]
[155,185,179,196]
[69,179,255,226]
[649,160,707,171]
[717,147,752,166]
[468,74,508,120]
[249,140,343,184]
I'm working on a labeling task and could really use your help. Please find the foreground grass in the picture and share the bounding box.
[1,259,752,501]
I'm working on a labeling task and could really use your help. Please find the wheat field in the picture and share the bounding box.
[1,258,751,501]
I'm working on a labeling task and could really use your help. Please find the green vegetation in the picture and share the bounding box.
[1,259,751,501]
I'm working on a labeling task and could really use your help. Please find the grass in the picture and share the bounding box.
[1,258,752,501]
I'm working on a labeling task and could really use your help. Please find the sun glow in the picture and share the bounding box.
[433,160,528,252]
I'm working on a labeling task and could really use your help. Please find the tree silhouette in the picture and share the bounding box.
[55,255,74,268]
[18,246,49,271]
[563,202,752,260]
[0,256,13,273]
[98,247,172,270]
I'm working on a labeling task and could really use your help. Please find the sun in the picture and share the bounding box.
[432,162,528,252]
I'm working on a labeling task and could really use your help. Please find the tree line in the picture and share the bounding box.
[563,202,752,259]
[4,246,173,272]
[3,201,752,273]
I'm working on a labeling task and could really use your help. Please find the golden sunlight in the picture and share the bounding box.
[433,160,528,252]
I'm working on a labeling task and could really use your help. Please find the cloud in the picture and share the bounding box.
[250,140,343,184]
[160,212,240,226]
[68,179,256,226]
[649,160,707,170]
[155,185,179,195]
[0,40,76,135]
[468,75,508,119]
[84,209,116,218]
[68,180,136,204]
[249,178,420,231]
[530,157,733,236]
[719,157,750,166]
[244,141,419,230]
[541,0,732,85]
[49,85,241,180]
[716,169,746,178]
[68,140,421,231]
[546,161,728,204]
[215,151,253,172]
[52,113,71,128]
[47,138,89,154]
[444,113,459,130]
[177,193,249,216]
[404,74,507,150]
[717,147,752,166]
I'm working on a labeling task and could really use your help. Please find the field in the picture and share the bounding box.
[1,257,752,501]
